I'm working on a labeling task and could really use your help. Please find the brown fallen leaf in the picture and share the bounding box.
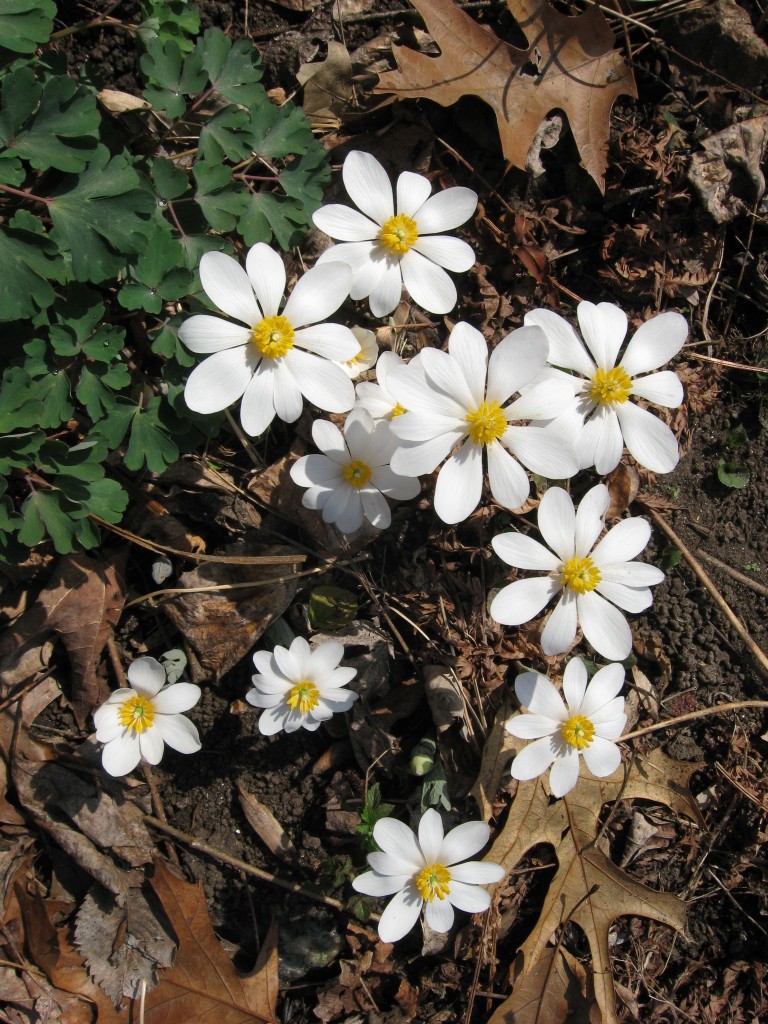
[298,41,357,130]
[0,553,124,727]
[145,858,279,1023]
[488,946,598,1024]
[376,0,637,191]
[488,747,701,1024]
[237,781,301,867]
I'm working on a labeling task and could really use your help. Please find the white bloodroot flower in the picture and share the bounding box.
[355,350,415,422]
[246,636,358,735]
[313,151,477,317]
[179,244,357,436]
[525,301,687,474]
[93,657,201,777]
[506,658,627,798]
[337,326,379,379]
[490,483,664,660]
[352,808,505,942]
[290,408,421,534]
[386,322,579,524]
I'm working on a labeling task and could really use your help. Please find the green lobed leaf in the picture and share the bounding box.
[123,397,180,473]
[151,156,189,200]
[140,37,207,118]
[279,142,331,209]
[193,159,248,232]
[196,29,264,107]
[0,0,56,54]
[137,0,200,54]
[89,397,136,450]
[19,489,80,553]
[76,363,131,420]
[238,191,308,249]
[49,146,156,282]
[38,439,106,482]
[118,223,193,313]
[249,100,314,160]
[0,210,64,321]
[21,338,74,427]
[199,104,253,163]
[79,476,129,523]
[0,429,45,473]
[0,366,44,431]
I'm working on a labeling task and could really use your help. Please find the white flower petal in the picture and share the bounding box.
[390,430,465,477]
[586,405,625,475]
[272,363,304,423]
[396,170,433,217]
[185,346,258,416]
[549,746,581,797]
[487,327,549,405]
[630,370,683,408]
[294,324,358,361]
[439,820,490,865]
[447,322,488,406]
[245,243,286,318]
[367,851,415,876]
[373,817,423,869]
[514,672,567,720]
[323,486,363,533]
[582,736,622,778]
[317,240,379,277]
[576,591,632,661]
[504,379,575,422]
[154,713,201,754]
[360,487,391,529]
[490,575,560,626]
[127,657,167,696]
[418,808,444,863]
[400,249,457,314]
[413,187,477,233]
[505,712,559,739]
[541,590,578,655]
[259,703,290,735]
[308,640,345,679]
[592,706,627,739]
[413,234,475,272]
[561,657,588,713]
[377,884,424,943]
[502,426,579,480]
[486,441,529,511]
[600,561,665,587]
[574,483,609,559]
[591,514,650,565]
[138,726,164,765]
[312,203,379,241]
[619,311,688,377]
[369,257,404,317]
[291,454,342,488]
[537,486,576,563]
[102,735,141,776]
[199,251,260,325]
[450,862,505,885]
[372,466,421,500]
[273,642,301,681]
[524,308,596,378]
[615,401,680,473]
[94,705,126,743]
[581,663,625,717]
[577,301,627,370]
[510,735,560,780]
[596,580,653,613]
[178,316,251,354]
[245,689,283,709]
[342,150,394,225]
[387,364,467,421]
[352,870,413,897]
[152,683,201,715]
[448,882,492,916]
[491,533,561,571]
[239,363,276,436]
[425,895,454,933]
[284,349,355,413]
[312,417,349,462]
[282,263,351,328]
[434,441,483,524]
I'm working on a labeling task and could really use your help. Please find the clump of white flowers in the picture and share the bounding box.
[352,808,505,942]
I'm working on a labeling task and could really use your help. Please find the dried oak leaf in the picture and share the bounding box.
[376,0,636,191]
[145,858,279,1023]
[489,946,598,1024]
[487,748,702,1024]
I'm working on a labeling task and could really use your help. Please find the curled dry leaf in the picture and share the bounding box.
[237,781,301,867]
[298,41,356,130]
[376,0,637,191]
[488,946,599,1024]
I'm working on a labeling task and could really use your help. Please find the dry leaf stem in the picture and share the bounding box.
[620,700,768,742]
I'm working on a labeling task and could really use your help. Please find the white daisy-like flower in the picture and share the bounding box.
[290,407,420,534]
[337,326,379,379]
[246,636,358,735]
[313,151,477,317]
[490,483,665,660]
[385,322,579,524]
[525,301,687,474]
[352,808,505,942]
[354,350,419,422]
[179,244,357,437]
[93,657,201,777]
[506,658,627,798]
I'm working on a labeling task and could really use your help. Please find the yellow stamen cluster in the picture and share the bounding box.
[465,400,507,446]
[415,863,452,902]
[388,403,406,420]
[118,695,155,734]
[560,556,601,594]
[286,681,320,715]
[252,314,295,359]
[379,214,419,256]
[589,366,632,406]
[343,460,372,489]
[561,714,595,750]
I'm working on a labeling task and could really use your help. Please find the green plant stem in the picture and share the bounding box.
[621,700,768,742]
[0,183,51,206]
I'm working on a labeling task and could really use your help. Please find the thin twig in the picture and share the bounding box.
[685,352,768,373]
[620,700,768,742]
[224,409,264,469]
[644,507,768,677]
[695,550,768,598]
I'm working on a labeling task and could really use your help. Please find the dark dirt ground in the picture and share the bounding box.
[6,0,768,1021]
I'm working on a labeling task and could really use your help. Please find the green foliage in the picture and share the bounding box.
[308,586,358,629]
[717,459,750,489]
[357,783,395,852]
[0,15,324,559]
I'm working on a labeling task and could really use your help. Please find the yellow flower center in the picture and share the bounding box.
[415,863,452,902]
[561,714,595,750]
[379,214,419,256]
[251,314,295,359]
[466,400,507,446]
[589,366,632,406]
[118,695,155,734]
[342,459,372,489]
[388,403,406,419]
[345,348,365,368]
[561,556,601,594]
[286,681,319,714]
